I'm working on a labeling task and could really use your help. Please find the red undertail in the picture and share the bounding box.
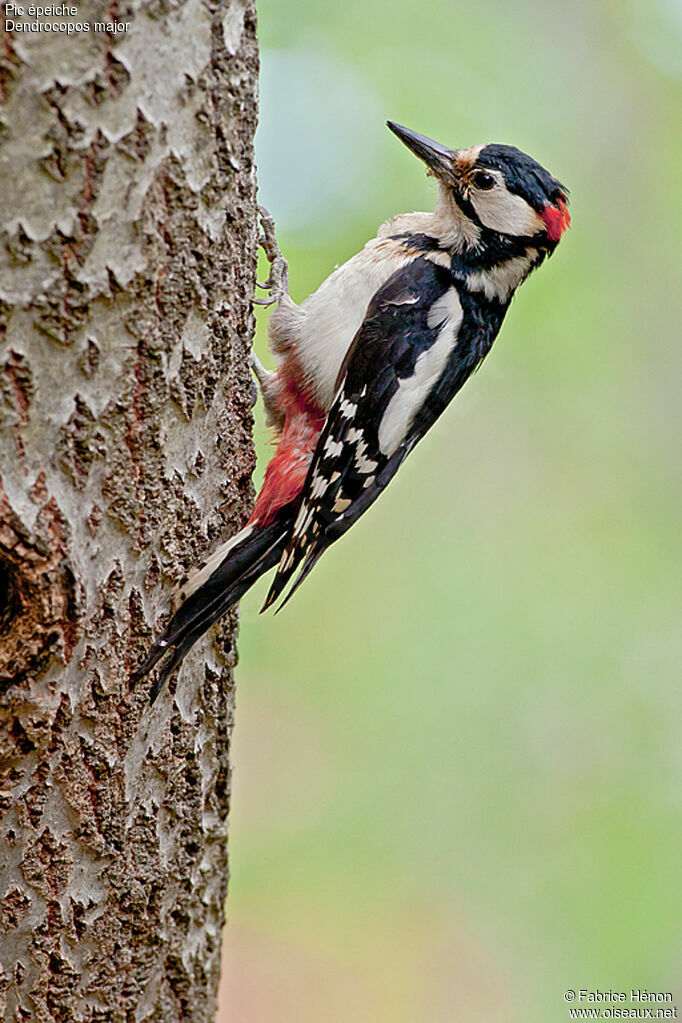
[249,358,325,526]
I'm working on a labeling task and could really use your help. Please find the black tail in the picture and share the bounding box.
[133,504,296,702]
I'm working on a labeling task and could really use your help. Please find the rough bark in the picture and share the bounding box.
[0,1,258,1018]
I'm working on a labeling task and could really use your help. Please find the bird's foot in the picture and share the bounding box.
[249,350,285,430]
[254,206,289,307]
[249,350,272,389]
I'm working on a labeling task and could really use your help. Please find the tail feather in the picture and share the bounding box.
[133,504,296,700]
[147,544,280,703]
[267,546,324,616]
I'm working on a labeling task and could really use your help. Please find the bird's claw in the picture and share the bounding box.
[253,206,289,308]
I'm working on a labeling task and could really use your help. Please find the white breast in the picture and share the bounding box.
[268,219,434,411]
[302,236,415,408]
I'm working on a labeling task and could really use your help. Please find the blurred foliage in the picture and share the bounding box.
[220,0,682,1020]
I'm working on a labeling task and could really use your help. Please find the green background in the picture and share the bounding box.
[220,1,682,1019]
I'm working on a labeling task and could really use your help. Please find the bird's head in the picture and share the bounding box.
[388,121,570,254]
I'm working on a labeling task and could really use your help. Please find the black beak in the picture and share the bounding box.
[387,121,454,179]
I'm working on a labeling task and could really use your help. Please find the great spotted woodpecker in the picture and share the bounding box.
[135,121,570,700]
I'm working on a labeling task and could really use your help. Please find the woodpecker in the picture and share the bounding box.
[134,121,570,700]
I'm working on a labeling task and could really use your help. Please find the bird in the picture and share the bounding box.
[134,121,570,700]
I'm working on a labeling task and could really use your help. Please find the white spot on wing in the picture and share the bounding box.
[350,432,378,473]
[378,288,463,457]
[356,454,378,473]
[294,505,314,535]
[280,548,296,572]
[387,291,419,306]
[339,397,357,418]
[310,474,328,499]
[323,437,343,458]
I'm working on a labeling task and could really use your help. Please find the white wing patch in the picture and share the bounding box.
[346,428,378,473]
[323,437,344,458]
[378,288,463,457]
[310,474,329,499]
[338,396,357,418]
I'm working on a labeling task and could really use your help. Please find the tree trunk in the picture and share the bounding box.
[0,1,257,1018]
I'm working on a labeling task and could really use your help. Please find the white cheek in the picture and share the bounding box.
[471,186,544,237]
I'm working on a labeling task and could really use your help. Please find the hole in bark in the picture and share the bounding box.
[0,560,19,632]
[9,718,35,755]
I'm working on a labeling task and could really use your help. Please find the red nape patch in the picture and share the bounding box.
[540,197,571,242]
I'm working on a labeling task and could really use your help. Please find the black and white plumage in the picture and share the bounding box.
[134,121,570,694]
[262,124,569,611]
[262,255,501,610]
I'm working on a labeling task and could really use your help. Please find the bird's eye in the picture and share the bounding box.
[472,170,496,191]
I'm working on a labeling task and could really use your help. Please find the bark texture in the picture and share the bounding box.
[0,1,258,1018]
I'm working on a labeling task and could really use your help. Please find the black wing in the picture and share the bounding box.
[262,255,481,611]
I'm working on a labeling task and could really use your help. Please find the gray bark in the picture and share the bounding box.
[0,1,258,1018]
